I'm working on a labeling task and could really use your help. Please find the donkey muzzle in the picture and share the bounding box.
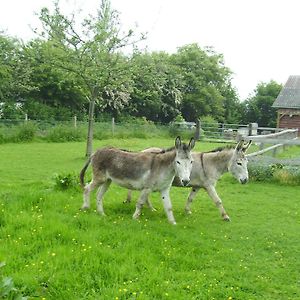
[181,179,190,186]
[240,178,248,184]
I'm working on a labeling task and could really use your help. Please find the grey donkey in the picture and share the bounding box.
[79,136,195,224]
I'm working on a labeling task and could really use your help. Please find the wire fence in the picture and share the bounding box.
[0,117,298,143]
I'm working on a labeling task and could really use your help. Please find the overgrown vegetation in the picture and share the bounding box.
[53,172,80,190]
[249,163,300,185]
[0,140,299,299]
[0,123,37,143]
[0,119,195,143]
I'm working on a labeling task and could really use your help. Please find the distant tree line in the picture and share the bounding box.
[0,0,282,128]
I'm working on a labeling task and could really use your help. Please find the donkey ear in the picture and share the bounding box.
[235,139,244,152]
[175,136,182,149]
[188,137,195,150]
[242,140,252,152]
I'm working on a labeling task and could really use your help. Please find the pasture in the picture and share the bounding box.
[0,139,299,299]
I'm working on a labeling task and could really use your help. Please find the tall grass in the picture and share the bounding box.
[0,120,194,144]
[0,140,299,299]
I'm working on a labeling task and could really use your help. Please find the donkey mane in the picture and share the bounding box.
[119,148,136,153]
[158,146,174,153]
[154,143,192,154]
[206,145,235,153]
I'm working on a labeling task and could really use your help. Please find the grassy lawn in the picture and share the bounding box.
[0,138,299,299]
[275,145,300,159]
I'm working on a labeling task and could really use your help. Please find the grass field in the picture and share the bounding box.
[276,145,300,159]
[0,138,299,299]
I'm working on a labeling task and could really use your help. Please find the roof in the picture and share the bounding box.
[272,75,300,109]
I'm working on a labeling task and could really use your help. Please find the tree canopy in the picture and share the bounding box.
[241,80,282,127]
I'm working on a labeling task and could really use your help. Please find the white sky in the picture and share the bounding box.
[1,0,300,100]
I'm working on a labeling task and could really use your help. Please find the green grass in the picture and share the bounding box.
[0,139,299,299]
[275,145,300,159]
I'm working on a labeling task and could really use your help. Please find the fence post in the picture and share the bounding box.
[74,115,77,128]
[221,123,225,139]
[25,113,28,122]
[248,122,258,136]
[259,142,264,151]
[112,117,115,137]
[194,119,201,140]
[248,123,253,136]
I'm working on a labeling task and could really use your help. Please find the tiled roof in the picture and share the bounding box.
[272,75,300,109]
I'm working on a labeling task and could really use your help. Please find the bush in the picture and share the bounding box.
[249,163,300,185]
[0,132,5,144]
[0,122,37,143]
[46,125,85,142]
[273,167,300,185]
[15,122,36,142]
[248,164,275,182]
[53,172,79,190]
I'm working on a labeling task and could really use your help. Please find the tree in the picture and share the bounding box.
[0,33,34,118]
[128,51,183,123]
[222,85,242,124]
[171,44,234,123]
[35,0,144,156]
[24,39,87,120]
[241,80,282,127]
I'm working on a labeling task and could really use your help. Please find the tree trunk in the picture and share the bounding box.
[85,98,95,157]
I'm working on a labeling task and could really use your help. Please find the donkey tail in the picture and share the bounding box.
[79,156,92,188]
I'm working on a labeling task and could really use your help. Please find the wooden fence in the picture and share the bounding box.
[243,129,299,157]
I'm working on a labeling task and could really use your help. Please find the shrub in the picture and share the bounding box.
[249,163,300,185]
[46,125,84,142]
[15,122,36,142]
[248,164,274,182]
[0,132,5,144]
[274,167,300,185]
[53,172,79,190]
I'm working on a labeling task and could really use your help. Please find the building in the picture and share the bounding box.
[272,75,300,135]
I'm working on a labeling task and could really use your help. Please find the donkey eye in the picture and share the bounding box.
[191,161,193,164]
[176,161,181,165]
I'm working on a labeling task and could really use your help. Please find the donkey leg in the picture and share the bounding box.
[145,196,156,212]
[81,179,100,210]
[206,185,230,221]
[96,180,111,216]
[123,190,132,204]
[133,189,150,219]
[185,187,200,215]
[161,188,176,225]
[125,191,155,211]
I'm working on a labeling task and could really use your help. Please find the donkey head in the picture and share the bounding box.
[174,136,195,186]
[228,140,252,184]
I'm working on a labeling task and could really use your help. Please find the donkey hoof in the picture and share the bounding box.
[150,207,157,212]
[171,221,177,225]
[185,209,192,215]
[223,215,231,221]
[132,212,140,219]
[80,206,90,211]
